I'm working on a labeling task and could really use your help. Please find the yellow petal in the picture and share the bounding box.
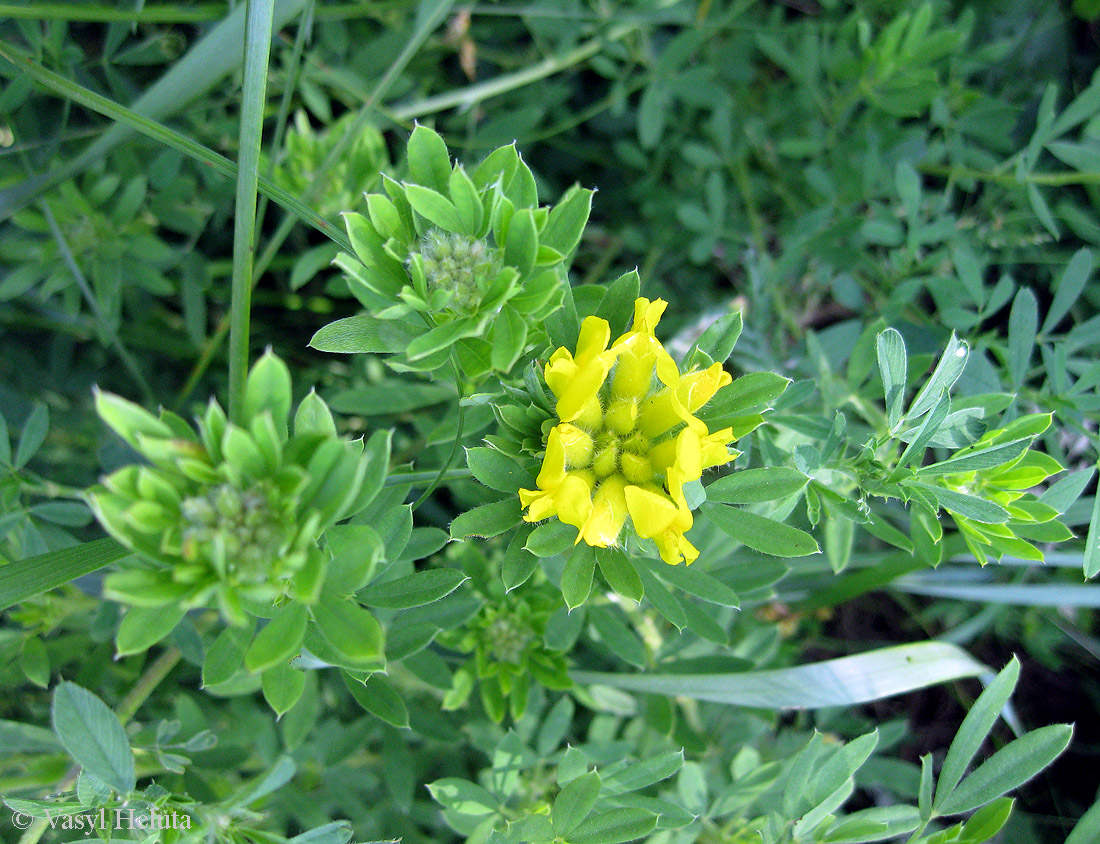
[575,316,612,364]
[678,363,732,413]
[556,359,609,424]
[672,428,703,482]
[624,484,679,538]
[535,426,568,490]
[520,489,556,522]
[554,472,594,528]
[700,427,736,469]
[544,350,577,399]
[581,475,628,547]
[655,530,699,565]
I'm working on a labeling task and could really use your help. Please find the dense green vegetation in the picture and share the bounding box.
[1,1,1099,843]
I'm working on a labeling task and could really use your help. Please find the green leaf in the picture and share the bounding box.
[704,371,791,417]
[553,770,601,837]
[526,520,578,557]
[427,778,499,816]
[908,334,968,419]
[569,807,657,844]
[229,755,297,808]
[604,750,683,793]
[310,314,422,354]
[876,328,908,429]
[1065,793,1100,844]
[958,797,1014,843]
[406,183,463,231]
[262,662,306,718]
[294,390,337,438]
[595,269,641,334]
[245,603,309,674]
[936,724,1072,815]
[466,446,533,493]
[0,538,129,612]
[491,305,528,372]
[820,806,921,843]
[1084,463,1100,579]
[896,391,951,469]
[52,682,135,793]
[917,437,1033,477]
[1038,467,1093,514]
[1007,288,1037,389]
[654,563,739,608]
[588,606,646,667]
[0,410,9,467]
[688,309,743,366]
[702,503,819,557]
[562,545,596,610]
[596,548,643,602]
[19,637,49,689]
[94,389,173,450]
[503,529,540,593]
[504,208,538,276]
[448,165,484,235]
[635,565,687,630]
[572,641,986,708]
[541,184,593,257]
[705,467,808,504]
[450,498,521,539]
[1042,248,1093,334]
[934,658,1020,811]
[243,350,292,432]
[203,623,253,687]
[325,525,384,596]
[358,569,469,609]
[115,605,185,657]
[329,381,454,416]
[406,316,481,361]
[14,402,48,469]
[345,671,409,728]
[908,482,1010,523]
[1026,182,1059,238]
[311,599,385,671]
[407,124,452,192]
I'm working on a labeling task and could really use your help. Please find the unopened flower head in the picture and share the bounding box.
[520,297,736,565]
[414,230,496,314]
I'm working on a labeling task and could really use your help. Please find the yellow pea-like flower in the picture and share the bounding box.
[520,297,737,565]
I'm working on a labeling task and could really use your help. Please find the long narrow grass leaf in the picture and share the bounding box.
[228,0,277,422]
[0,538,129,611]
[0,0,309,218]
[572,641,986,709]
[0,41,350,252]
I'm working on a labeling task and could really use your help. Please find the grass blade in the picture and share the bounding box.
[0,538,129,611]
[573,641,986,709]
[228,0,277,423]
[0,41,350,253]
[0,0,309,219]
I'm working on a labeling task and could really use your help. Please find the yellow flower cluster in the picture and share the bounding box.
[520,298,736,565]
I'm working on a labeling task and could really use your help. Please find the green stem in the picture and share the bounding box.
[411,401,467,511]
[920,163,1100,187]
[385,467,473,488]
[227,0,276,423]
[390,24,637,122]
[116,647,183,724]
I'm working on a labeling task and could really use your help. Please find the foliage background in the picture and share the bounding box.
[1,0,1099,842]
